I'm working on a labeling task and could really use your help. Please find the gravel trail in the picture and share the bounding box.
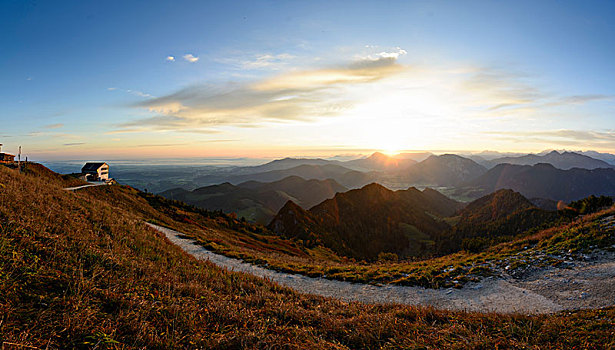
[148,223,572,314]
[64,183,107,191]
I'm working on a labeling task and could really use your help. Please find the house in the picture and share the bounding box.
[0,153,15,164]
[81,162,110,181]
[0,144,15,164]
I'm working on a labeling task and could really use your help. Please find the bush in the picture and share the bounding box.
[377,251,398,262]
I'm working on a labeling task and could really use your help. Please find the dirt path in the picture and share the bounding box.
[146,222,613,314]
[512,251,615,311]
[64,183,107,191]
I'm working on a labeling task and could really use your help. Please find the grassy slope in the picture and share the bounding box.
[0,164,614,349]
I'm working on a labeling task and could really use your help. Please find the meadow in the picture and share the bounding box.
[0,164,613,349]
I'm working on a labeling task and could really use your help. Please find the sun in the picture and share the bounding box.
[377,138,407,156]
[380,146,402,157]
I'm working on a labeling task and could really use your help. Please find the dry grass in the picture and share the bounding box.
[0,164,614,349]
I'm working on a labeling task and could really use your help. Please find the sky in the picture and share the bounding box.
[1,0,615,161]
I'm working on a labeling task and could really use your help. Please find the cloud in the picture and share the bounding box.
[460,67,543,116]
[459,67,614,117]
[183,54,199,63]
[45,123,64,129]
[63,142,85,146]
[358,47,408,61]
[108,87,153,98]
[485,129,615,147]
[134,143,187,148]
[125,89,153,98]
[120,55,403,133]
[541,94,614,108]
[240,53,295,70]
[166,56,175,62]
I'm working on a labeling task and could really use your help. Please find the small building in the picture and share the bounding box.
[81,162,110,181]
[0,144,15,164]
[0,153,15,164]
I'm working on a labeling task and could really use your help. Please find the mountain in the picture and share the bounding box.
[269,183,463,260]
[161,176,347,223]
[457,189,535,221]
[465,163,615,202]
[577,150,615,165]
[244,157,338,173]
[394,152,434,162]
[195,163,377,189]
[485,150,613,170]
[400,154,487,186]
[442,189,560,253]
[529,197,559,211]
[465,150,528,161]
[343,152,416,171]
[237,176,347,208]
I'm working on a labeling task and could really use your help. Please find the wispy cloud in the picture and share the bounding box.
[107,87,154,98]
[119,55,403,133]
[485,129,615,147]
[183,54,199,63]
[64,142,85,146]
[215,51,297,71]
[44,123,64,129]
[240,53,295,70]
[541,94,614,108]
[166,55,175,62]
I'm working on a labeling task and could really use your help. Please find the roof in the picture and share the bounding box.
[82,162,108,172]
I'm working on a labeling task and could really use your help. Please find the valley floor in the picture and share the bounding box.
[150,222,615,315]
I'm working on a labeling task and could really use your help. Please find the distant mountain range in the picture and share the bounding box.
[193,163,377,189]
[465,163,615,202]
[149,150,615,211]
[576,150,615,165]
[161,176,347,224]
[483,150,614,170]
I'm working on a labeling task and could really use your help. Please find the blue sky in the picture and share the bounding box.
[1,0,615,160]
